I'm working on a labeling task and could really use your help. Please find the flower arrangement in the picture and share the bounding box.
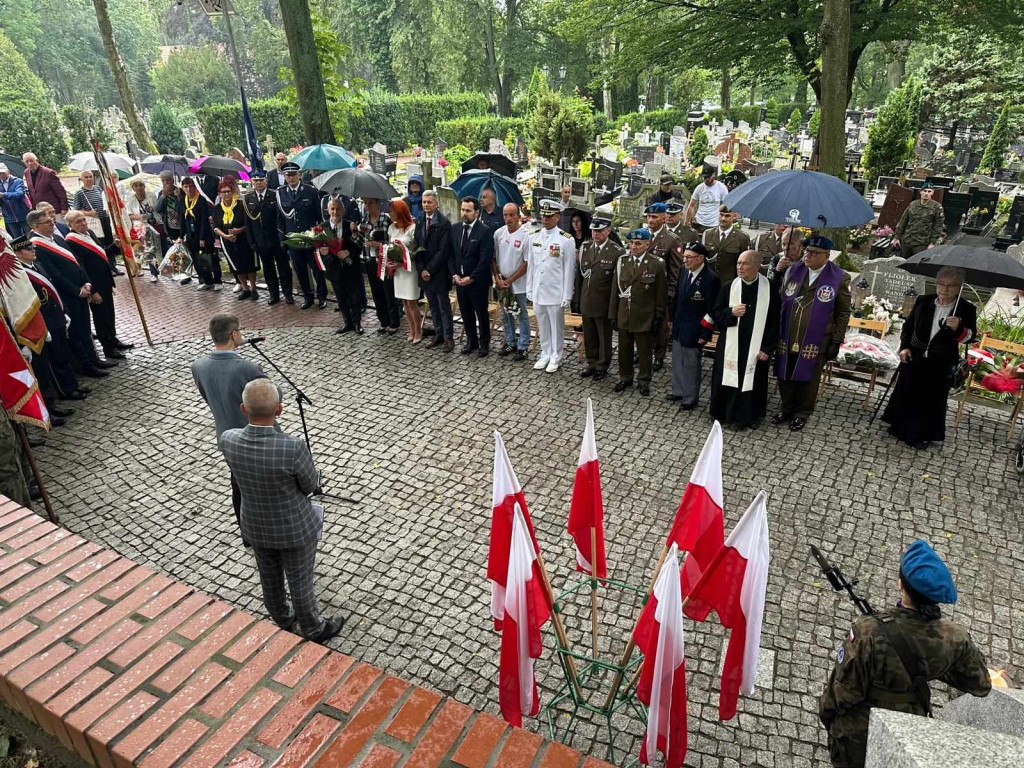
[497,283,523,317]
[860,295,901,327]
[872,226,894,238]
[965,206,991,228]
[972,349,1024,394]
[283,226,334,251]
[849,224,874,247]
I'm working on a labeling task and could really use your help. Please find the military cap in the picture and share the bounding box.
[659,172,675,184]
[590,216,612,230]
[8,235,32,251]
[626,228,652,241]
[250,169,268,179]
[684,241,708,256]
[281,161,301,172]
[644,202,668,215]
[901,539,957,604]
[665,201,685,215]
[538,199,564,215]
[921,181,934,189]
[803,234,835,251]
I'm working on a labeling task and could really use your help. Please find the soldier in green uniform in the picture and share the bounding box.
[894,183,945,257]
[576,216,625,380]
[703,206,751,284]
[0,409,31,508]
[819,539,992,768]
[665,201,699,245]
[644,202,684,371]
[610,228,667,397]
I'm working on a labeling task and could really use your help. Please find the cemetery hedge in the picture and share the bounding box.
[347,92,489,151]
[61,105,115,155]
[197,99,304,155]
[0,30,68,170]
[615,109,689,134]
[436,117,527,150]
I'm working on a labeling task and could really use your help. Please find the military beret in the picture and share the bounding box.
[8,235,32,251]
[684,241,708,256]
[665,201,685,214]
[626,228,652,241]
[660,172,675,184]
[281,161,301,172]
[590,216,612,230]
[921,181,934,189]
[901,539,957,604]
[803,234,835,251]
[250,169,268,179]
[538,199,564,214]
[644,202,668,215]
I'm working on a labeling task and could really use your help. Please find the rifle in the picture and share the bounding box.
[811,544,874,616]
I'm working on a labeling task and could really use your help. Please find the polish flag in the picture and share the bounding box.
[488,431,546,630]
[498,503,551,726]
[634,543,687,768]
[664,422,724,616]
[684,491,770,720]
[566,398,607,578]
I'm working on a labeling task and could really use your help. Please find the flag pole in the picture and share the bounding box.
[534,549,584,700]
[589,526,599,661]
[14,425,57,525]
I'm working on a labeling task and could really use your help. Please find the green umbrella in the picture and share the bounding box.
[292,144,357,172]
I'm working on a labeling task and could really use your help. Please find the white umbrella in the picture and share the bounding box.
[68,151,136,173]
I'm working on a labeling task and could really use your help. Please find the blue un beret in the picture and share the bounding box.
[644,202,668,215]
[803,234,835,251]
[901,540,957,604]
[626,228,652,241]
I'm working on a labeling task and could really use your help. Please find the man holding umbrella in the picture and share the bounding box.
[276,162,325,309]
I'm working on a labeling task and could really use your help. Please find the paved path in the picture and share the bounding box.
[30,277,1024,767]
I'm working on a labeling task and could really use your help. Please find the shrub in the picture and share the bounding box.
[530,94,595,164]
[688,127,709,167]
[774,102,809,127]
[347,92,489,151]
[980,101,1011,173]
[786,108,802,133]
[435,116,527,150]
[808,108,821,138]
[61,105,115,154]
[764,98,779,127]
[151,44,238,110]
[0,30,67,169]
[149,101,186,154]
[196,98,304,155]
[615,108,689,134]
[443,144,472,182]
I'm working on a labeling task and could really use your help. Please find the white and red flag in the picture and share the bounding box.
[488,431,546,630]
[498,502,551,726]
[566,398,607,578]
[684,491,770,720]
[0,234,47,354]
[664,422,724,612]
[634,543,688,768]
[0,320,49,430]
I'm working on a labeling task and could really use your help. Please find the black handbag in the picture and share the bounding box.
[949,343,969,391]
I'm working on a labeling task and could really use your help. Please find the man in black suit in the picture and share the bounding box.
[275,162,326,309]
[415,190,453,351]
[244,171,293,305]
[447,195,494,357]
[668,242,721,408]
[266,152,288,190]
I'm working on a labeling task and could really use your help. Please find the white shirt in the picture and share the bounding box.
[527,225,576,306]
[931,301,954,341]
[807,265,825,286]
[692,181,729,227]
[494,225,530,294]
[687,263,705,280]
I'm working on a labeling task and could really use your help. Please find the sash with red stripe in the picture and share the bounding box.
[30,236,80,266]
[25,268,63,312]
[65,232,110,265]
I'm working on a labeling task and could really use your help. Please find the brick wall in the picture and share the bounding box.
[0,498,614,768]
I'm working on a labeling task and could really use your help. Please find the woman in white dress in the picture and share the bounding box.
[387,199,422,342]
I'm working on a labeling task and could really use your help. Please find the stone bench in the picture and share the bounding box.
[0,497,613,768]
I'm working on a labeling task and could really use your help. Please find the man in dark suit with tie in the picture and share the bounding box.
[266,152,288,190]
[668,242,721,408]
[244,171,293,305]
[219,379,344,643]
[275,162,326,309]
[415,190,453,351]
[448,196,494,356]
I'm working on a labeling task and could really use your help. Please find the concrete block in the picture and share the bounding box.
[939,687,1024,739]
[866,708,1024,767]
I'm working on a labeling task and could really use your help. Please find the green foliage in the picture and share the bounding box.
[529,94,595,164]
[149,101,185,154]
[764,97,779,127]
[436,117,527,151]
[863,82,913,183]
[348,92,489,151]
[615,108,689,133]
[443,144,472,182]
[152,45,237,109]
[688,127,709,168]
[196,99,305,155]
[707,105,763,127]
[0,29,67,169]
[980,101,1013,173]
[60,105,114,154]
[786,107,802,133]
[523,66,550,122]
[808,108,821,138]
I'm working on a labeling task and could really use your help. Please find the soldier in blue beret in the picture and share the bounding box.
[819,539,992,768]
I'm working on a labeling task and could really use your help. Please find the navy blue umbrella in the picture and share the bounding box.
[723,169,874,229]
[450,169,524,207]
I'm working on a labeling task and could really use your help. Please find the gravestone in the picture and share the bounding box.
[539,174,558,191]
[876,175,898,192]
[662,155,681,175]
[594,159,621,190]
[968,188,1000,228]
[488,138,513,159]
[601,146,619,162]
[617,185,657,225]
[994,168,1016,182]
[569,178,590,202]
[906,178,925,189]
[643,162,665,182]
[964,153,982,175]
[515,137,529,166]
[437,186,459,222]
[942,191,972,235]
[738,120,751,135]
[1006,195,1024,235]
[673,125,686,137]
[861,256,927,304]
[368,149,387,176]
[657,132,672,151]
[434,137,448,157]
[852,178,868,197]
[531,187,560,219]
[625,172,646,197]
[404,161,422,181]
[713,133,753,164]
[926,176,955,189]
[878,183,915,229]
[669,135,686,158]
[633,145,657,166]
[722,119,734,133]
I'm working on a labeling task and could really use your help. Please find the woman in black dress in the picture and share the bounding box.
[213,180,259,300]
[882,267,977,448]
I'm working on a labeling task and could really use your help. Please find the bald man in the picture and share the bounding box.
[219,379,344,644]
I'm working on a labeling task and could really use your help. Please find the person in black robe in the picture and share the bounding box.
[882,267,977,448]
[709,250,780,429]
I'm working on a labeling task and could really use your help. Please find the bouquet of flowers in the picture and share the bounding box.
[871,226,894,238]
[860,295,900,328]
[836,333,901,370]
[849,224,874,247]
[496,282,522,317]
[972,349,1024,394]
[283,226,335,251]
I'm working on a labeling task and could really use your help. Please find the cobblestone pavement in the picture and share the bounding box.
[30,278,1024,767]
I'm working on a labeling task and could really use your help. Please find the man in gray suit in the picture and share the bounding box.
[220,379,344,643]
[191,314,267,544]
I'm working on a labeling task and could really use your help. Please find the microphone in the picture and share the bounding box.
[244,335,266,345]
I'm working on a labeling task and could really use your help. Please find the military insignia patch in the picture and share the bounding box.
[693,290,703,300]
[837,646,845,664]
[816,285,836,303]
[785,280,799,296]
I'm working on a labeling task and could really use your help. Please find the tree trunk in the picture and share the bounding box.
[278,0,335,144]
[749,79,757,106]
[497,0,519,117]
[483,6,506,116]
[90,0,154,153]
[601,38,613,120]
[818,0,850,180]
[645,75,657,113]
[794,78,808,105]
[882,40,910,90]
[720,69,731,109]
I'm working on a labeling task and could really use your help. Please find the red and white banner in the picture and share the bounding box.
[92,142,136,266]
[0,321,49,430]
[498,503,551,726]
[664,421,724,612]
[30,236,79,266]
[65,232,109,265]
[634,543,688,768]
[566,398,607,578]
[685,491,770,720]
[0,235,47,354]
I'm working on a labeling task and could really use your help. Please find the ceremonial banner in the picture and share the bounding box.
[567,398,607,578]
[0,235,47,354]
[92,142,137,268]
[0,320,49,430]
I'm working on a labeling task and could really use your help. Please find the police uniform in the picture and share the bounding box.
[275,161,326,308]
[819,540,991,768]
[527,200,576,372]
[575,217,624,378]
[703,221,751,284]
[609,228,667,395]
[895,188,944,257]
[243,171,294,305]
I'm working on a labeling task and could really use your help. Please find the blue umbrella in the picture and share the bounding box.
[292,144,357,172]
[723,169,874,229]
[450,169,524,207]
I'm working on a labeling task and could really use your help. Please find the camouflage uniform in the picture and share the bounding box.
[895,199,944,257]
[819,606,991,768]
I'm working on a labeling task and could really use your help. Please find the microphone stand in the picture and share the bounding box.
[244,338,357,504]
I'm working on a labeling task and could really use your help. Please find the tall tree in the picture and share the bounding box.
[980,101,1012,173]
[817,0,850,178]
[278,0,334,143]
[90,0,154,151]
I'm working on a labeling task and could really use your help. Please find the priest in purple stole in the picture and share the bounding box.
[772,235,851,432]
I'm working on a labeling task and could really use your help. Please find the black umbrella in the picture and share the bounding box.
[140,154,191,176]
[899,244,1024,291]
[0,153,26,177]
[461,153,517,180]
[312,168,399,199]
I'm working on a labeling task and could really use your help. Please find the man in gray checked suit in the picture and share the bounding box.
[220,379,345,643]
